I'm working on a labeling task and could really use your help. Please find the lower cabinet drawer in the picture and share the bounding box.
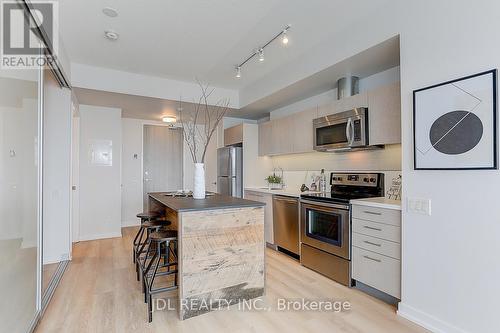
[352,232,400,259]
[352,218,401,243]
[352,204,401,226]
[352,246,401,298]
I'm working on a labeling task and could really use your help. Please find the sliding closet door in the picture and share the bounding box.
[0,68,41,331]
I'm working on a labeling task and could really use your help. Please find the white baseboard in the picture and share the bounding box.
[21,239,37,249]
[398,302,468,333]
[121,220,140,227]
[77,231,122,242]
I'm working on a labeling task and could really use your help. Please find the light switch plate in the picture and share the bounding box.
[407,197,431,215]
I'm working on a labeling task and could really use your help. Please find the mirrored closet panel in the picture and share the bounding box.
[0,67,41,332]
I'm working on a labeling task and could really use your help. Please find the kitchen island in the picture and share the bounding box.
[148,192,265,320]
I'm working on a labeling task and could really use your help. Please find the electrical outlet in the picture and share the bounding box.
[407,197,431,215]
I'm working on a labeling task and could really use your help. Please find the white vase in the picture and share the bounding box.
[193,163,206,199]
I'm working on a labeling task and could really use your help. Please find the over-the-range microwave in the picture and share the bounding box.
[313,108,369,152]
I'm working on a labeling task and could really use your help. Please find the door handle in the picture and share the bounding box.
[363,225,382,231]
[363,240,382,247]
[363,255,381,263]
[363,210,382,215]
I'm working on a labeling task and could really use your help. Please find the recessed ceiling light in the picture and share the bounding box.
[102,7,118,18]
[104,30,119,41]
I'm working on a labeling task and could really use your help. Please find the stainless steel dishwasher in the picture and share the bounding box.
[273,195,299,256]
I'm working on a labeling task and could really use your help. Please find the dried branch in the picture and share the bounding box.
[178,81,230,164]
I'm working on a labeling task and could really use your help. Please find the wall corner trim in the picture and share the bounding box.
[397,302,469,333]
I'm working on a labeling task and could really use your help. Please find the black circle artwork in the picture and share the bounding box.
[429,110,483,155]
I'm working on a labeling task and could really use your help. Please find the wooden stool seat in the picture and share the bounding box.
[150,230,177,242]
[136,212,160,220]
[142,220,171,229]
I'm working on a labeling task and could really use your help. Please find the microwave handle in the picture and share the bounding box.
[346,118,354,145]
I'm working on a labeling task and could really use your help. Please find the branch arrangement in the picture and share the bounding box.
[179,80,230,163]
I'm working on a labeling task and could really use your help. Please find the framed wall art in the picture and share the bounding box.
[413,69,497,170]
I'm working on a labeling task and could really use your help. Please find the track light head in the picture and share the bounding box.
[282,30,289,45]
[235,66,241,78]
[258,48,264,62]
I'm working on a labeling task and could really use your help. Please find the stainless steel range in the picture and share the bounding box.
[300,173,384,286]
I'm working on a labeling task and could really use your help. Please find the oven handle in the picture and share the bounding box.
[300,199,349,210]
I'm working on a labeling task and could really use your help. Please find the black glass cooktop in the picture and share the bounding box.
[301,192,380,204]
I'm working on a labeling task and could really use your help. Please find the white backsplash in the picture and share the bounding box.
[280,170,402,199]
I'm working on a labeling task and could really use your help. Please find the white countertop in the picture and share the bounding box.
[244,187,321,198]
[350,197,402,210]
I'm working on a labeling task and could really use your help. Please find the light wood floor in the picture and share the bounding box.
[35,227,428,333]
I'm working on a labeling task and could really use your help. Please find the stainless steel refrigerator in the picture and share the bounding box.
[217,146,243,197]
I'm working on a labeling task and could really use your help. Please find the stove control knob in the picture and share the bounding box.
[369,178,376,183]
[363,177,369,182]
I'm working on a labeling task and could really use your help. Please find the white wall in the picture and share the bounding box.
[271,144,401,173]
[398,2,500,333]
[71,63,239,108]
[79,105,122,240]
[121,118,145,227]
[42,70,72,263]
[70,98,80,243]
[242,123,273,188]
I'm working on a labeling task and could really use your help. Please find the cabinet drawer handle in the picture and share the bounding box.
[363,226,382,231]
[363,255,382,263]
[364,240,381,247]
[363,210,382,215]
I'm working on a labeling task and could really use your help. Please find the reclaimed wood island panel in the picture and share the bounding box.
[148,192,265,320]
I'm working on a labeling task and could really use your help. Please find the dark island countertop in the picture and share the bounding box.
[148,192,265,212]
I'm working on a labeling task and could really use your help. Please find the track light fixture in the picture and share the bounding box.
[282,29,289,45]
[258,48,265,62]
[234,24,291,78]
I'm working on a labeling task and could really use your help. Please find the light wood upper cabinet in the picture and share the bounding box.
[367,82,401,145]
[318,92,368,117]
[272,117,293,154]
[317,102,335,117]
[292,107,317,153]
[335,92,368,114]
[258,82,401,156]
[224,124,243,146]
[258,121,272,156]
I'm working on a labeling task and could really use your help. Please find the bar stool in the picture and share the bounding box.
[142,230,178,323]
[132,212,161,263]
[135,220,171,281]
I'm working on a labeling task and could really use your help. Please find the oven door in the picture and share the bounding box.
[300,200,351,259]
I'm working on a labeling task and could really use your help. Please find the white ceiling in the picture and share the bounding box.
[58,0,391,90]
[74,87,237,122]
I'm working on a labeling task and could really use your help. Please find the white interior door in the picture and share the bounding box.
[143,125,183,209]
[70,112,80,243]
